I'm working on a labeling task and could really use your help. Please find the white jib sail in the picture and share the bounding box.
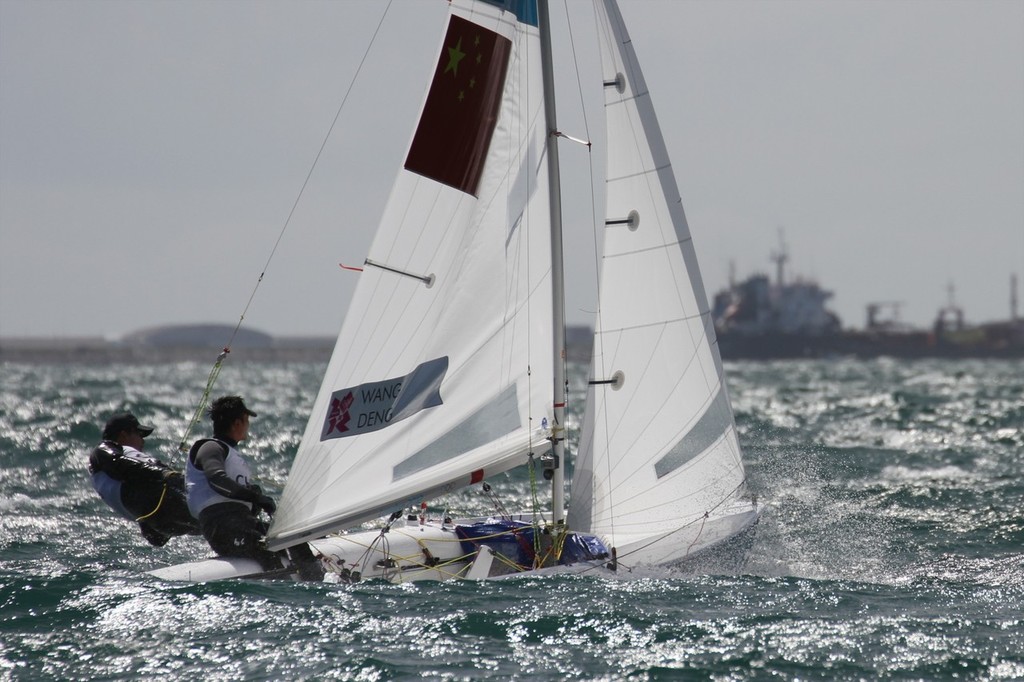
[567,0,751,564]
[269,1,552,551]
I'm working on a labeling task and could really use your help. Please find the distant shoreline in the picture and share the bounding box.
[0,330,596,365]
[0,336,338,364]
[7,325,1019,364]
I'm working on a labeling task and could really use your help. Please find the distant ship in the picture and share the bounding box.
[711,244,1024,360]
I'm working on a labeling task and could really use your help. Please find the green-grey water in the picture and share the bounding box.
[2,358,1022,680]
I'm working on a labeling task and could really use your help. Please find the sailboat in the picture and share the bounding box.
[150,0,759,583]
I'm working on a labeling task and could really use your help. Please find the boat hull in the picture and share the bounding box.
[147,505,760,583]
[147,513,606,583]
[147,556,289,582]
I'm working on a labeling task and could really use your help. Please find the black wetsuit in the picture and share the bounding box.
[88,441,201,546]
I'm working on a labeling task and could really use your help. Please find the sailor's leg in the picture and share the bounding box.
[285,542,325,581]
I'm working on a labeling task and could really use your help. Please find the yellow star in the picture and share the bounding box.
[445,38,466,76]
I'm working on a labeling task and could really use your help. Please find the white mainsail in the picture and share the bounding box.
[566,0,754,565]
[269,1,554,551]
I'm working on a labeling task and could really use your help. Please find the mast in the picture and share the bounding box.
[537,0,566,524]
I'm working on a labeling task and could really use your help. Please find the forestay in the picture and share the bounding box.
[268,0,555,551]
[566,0,751,565]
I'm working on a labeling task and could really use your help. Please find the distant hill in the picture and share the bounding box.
[122,324,273,348]
[1,324,332,363]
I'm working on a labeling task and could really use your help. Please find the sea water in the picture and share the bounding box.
[1,358,1022,680]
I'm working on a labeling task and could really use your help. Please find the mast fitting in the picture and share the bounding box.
[605,210,639,231]
[604,73,625,93]
[589,370,625,390]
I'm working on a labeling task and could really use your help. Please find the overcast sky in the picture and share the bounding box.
[1,0,1021,339]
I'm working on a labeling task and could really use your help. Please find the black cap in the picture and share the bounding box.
[102,412,154,439]
[208,395,257,423]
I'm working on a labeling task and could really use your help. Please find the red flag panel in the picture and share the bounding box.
[404,15,511,196]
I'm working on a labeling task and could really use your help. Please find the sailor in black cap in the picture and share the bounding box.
[88,411,201,546]
[186,395,324,581]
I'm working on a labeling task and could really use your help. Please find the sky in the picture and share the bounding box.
[1,0,1021,339]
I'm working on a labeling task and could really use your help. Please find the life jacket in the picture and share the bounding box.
[185,438,254,517]
[90,442,135,521]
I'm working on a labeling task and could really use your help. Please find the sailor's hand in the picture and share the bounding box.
[255,494,277,516]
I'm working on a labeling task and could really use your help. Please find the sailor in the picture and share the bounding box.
[88,412,201,546]
[186,395,323,581]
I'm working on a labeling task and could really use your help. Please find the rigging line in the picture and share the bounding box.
[177,348,229,455]
[520,8,536,510]
[561,0,593,142]
[527,456,544,561]
[556,0,603,525]
[232,0,397,337]
[175,2,395,455]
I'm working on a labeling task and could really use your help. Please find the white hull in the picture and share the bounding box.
[315,516,508,583]
[147,556,278,582]
[148,504,759,584]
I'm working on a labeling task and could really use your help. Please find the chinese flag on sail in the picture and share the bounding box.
[404,15,511,197]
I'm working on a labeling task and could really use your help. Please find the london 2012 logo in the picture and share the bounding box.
[320,357,448,441]
[325,391,355,435]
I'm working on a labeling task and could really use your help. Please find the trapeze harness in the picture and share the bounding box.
[185,438,255,518]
